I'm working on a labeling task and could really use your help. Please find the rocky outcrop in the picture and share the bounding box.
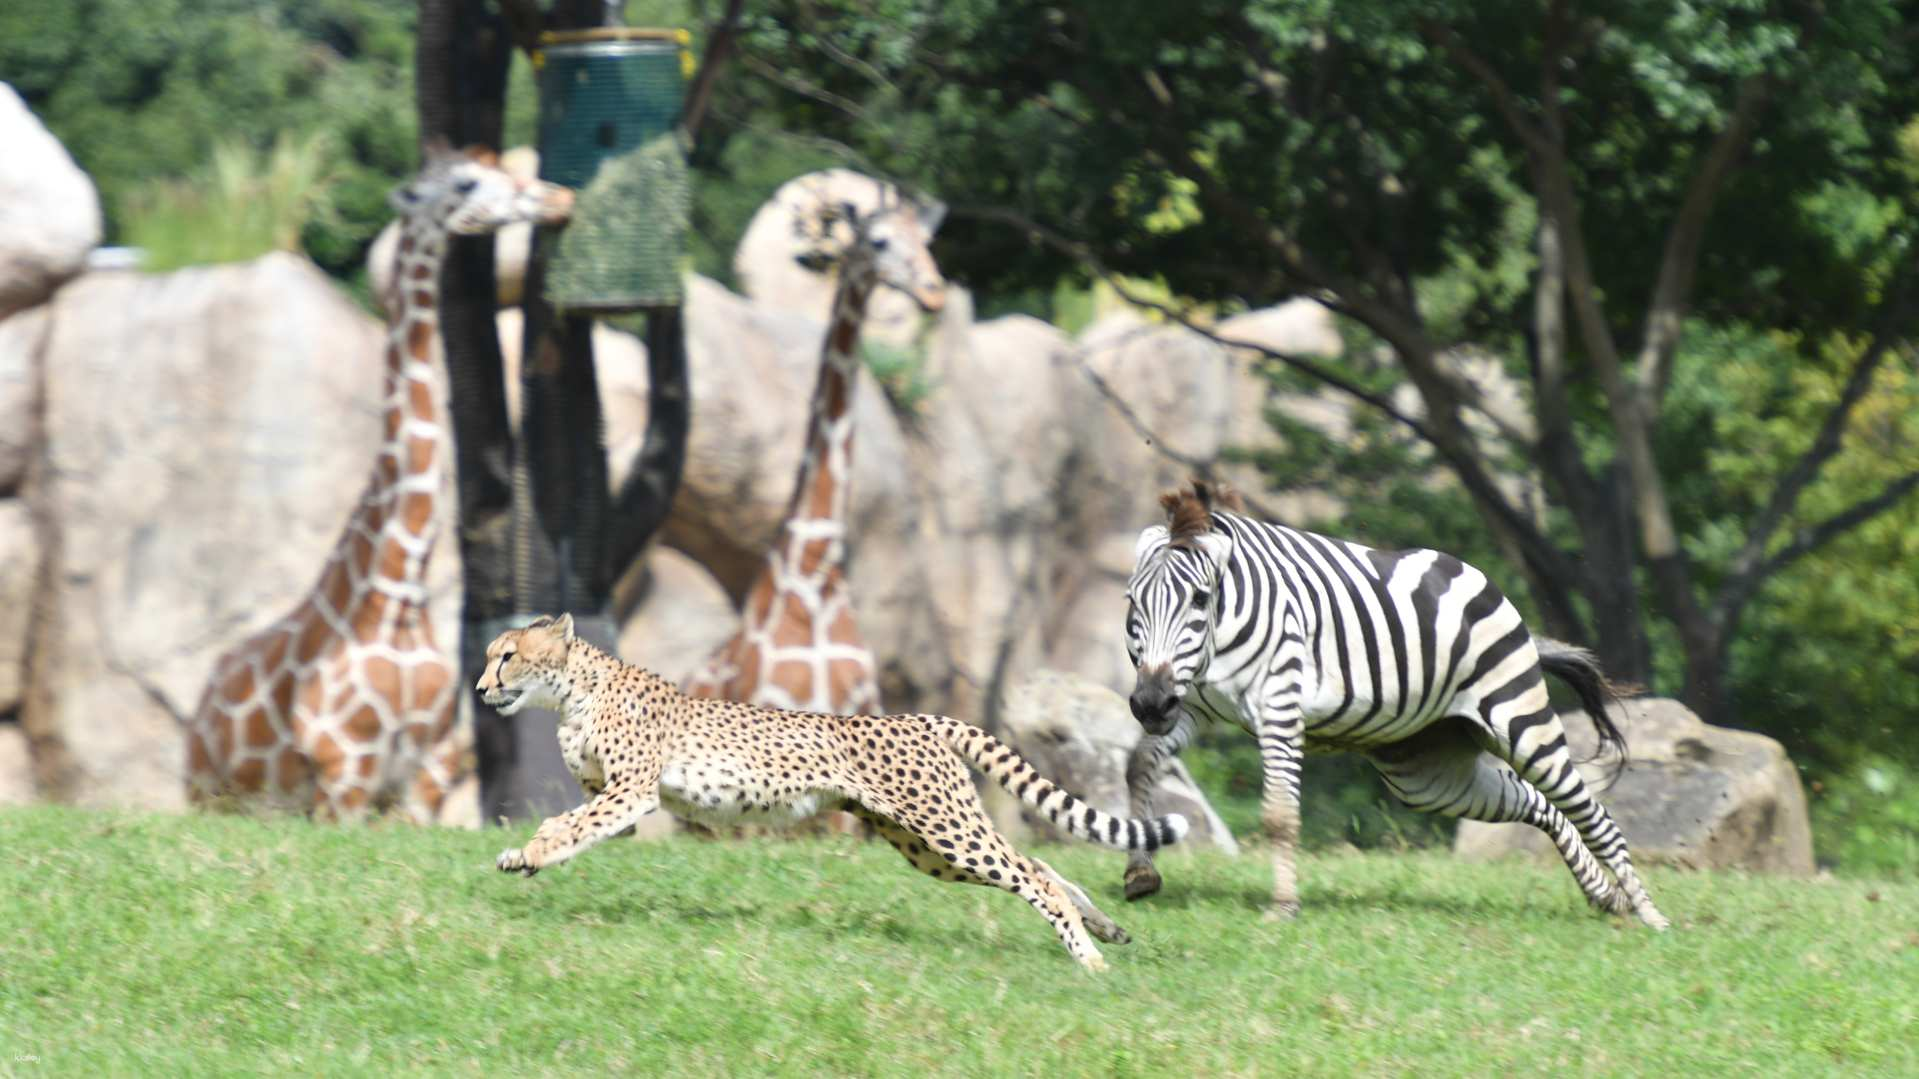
[615,546,737,686]
[0,724,31,805]
[23,254,462,810]
[1454,698,1815,876]
[0,500,35,716]
[999,668,1237,852]
[0,85,101,320]
[0,307,44,492]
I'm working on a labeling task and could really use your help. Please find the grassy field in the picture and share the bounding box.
[1,807,1914,1077]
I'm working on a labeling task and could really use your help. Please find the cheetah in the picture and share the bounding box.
[477,614,1190,970]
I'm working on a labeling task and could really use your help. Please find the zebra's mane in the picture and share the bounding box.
[1158,478,1246,550]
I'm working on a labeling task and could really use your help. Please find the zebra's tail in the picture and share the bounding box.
[1535,637,1633,782]
[928,717,1190,852]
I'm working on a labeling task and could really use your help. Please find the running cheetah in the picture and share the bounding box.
[478,614,1189,970]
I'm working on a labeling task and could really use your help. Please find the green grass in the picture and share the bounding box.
[2,807,1916,1076]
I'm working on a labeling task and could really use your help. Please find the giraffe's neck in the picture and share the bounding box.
[333,214,450,629]
[772,264,875,589]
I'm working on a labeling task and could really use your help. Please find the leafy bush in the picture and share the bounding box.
[121,132,339,271]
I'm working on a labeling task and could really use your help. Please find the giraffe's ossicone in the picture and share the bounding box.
[182,141,573,822]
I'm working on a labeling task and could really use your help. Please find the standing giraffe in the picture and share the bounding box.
[682,190,946,716]
[183,142,574,821]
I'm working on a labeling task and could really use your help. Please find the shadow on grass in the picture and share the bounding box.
[1109,875,1586,923]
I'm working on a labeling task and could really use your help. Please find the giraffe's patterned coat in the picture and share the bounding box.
[182,143,573,821]
[682,192,946,716]
[480,615,1189,971]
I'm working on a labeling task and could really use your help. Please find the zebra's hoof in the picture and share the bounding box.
[1122,865,1162,901]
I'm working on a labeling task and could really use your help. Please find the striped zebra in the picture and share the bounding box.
[1121,480,1667,929]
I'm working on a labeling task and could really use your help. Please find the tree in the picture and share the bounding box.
[418,0,741,820]
[723,0,1919,724]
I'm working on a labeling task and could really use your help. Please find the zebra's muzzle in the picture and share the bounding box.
[1129,672,1180,734]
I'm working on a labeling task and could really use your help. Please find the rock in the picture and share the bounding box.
[0,84,101,319]
[0,723,32,805]
[616,546,737,686]
[999,668,1237,852]
[0,500,36,715]
[1040,531,1142,698]
[732,169,934,349]
[28,253,462,810]
[0,307,46,492]
[1454,697,1815,876]
[904,293,1092,721]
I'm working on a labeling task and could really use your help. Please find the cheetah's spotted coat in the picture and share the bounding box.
[478,615,1189,969]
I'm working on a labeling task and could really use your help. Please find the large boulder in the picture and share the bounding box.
[0,723,31,805]
[25,253,462,810]
[999,668,1237,852]
[0,307,45,492]
[0,499,36,715]
[0,84,101,320]
[1454,698,1815,876]
[615,546,737,686]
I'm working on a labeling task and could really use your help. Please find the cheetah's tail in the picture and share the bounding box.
[930,717,1190,852]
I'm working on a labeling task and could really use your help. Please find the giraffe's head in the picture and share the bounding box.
[390,138,574,235]
[477,614,576,716]
[1125,480,1243,735]
[793,189,947,312]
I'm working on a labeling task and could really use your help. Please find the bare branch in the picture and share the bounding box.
[954,202,1579,594]
[1423,21,1552,154]
[1639,76,1772,404]
[1712,288,1918,627]
[678,0,747,141]
[740,53,869,120]
[1751,469,1919,584]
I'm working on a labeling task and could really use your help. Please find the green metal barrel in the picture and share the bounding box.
[536,28,691,312]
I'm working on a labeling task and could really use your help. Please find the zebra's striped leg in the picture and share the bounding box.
[1368,725,1624,917]
[1256,708,1306,919]
[1484,705,1669,930]
[1121,712,1195,902]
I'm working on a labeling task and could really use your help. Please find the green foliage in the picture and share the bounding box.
[1,0,417,280]
[121,131,341,271]
[8,807,1919,1073]
[859,338,937,417]
[1183,733,1453,852]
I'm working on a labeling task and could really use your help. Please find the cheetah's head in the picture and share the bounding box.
[477,614,575,715]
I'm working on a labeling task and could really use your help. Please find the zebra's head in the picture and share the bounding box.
[1125,481,1239,735]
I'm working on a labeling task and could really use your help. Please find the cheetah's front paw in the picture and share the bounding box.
[496,847,540,876]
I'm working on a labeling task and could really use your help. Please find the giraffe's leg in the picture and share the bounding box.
[1121,711,1196,901]
[857,803,1108,971]
[1367,720,1625,917]
[1478,703,1668,930]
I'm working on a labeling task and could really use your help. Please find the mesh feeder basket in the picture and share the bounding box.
[536,27,692,313]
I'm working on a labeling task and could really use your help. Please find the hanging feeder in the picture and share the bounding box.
[536,27,693,312]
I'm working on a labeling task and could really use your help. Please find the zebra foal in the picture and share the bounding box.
[1121,480,1667,929]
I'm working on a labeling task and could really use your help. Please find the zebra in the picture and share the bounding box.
[1120,479,1668,929]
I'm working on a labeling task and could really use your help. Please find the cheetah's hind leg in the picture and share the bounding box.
[851,807,1109,971]
[1028,854,1130,945]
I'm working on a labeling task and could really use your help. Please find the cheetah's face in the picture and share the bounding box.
[477,614,575,715]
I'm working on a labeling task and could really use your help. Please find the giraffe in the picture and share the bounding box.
[682,189,946,717]
[182,141,574,822]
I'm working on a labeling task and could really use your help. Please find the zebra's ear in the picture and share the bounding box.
[1134,525,1170,566]
[1193,530,1233,572]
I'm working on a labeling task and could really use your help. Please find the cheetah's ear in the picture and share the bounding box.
[552,612,575,641]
